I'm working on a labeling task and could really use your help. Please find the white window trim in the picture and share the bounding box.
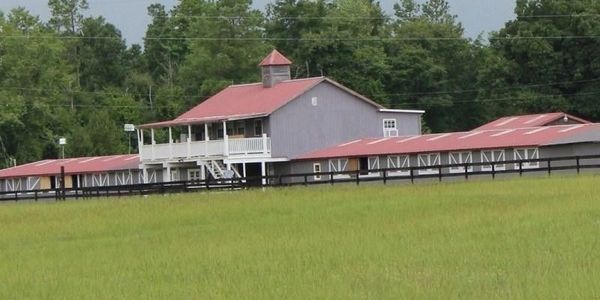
[387,155,411,176]
[329,158,350,179]
[311,96,318,106]
[481,150,506,171]
[449,151,473,173]
[417,153,441,175]
[188,168,203,181]
[383,119,399,137]
[313,163,322,181]
[513,148,539,169]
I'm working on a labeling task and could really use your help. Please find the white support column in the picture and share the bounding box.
[223,121,229,157]
[187,125,192,158]
[204,123,209,157]
[262,133,268,154]
[142,168,148,184]
[137,129,143,156]
[164,165,171,182]
[168,127,173,159]
[261,161,266,185]
[242,163,247,183]
[150,128,155,160]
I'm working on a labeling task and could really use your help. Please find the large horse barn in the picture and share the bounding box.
[1,112,599,192]
[292,112,600,182]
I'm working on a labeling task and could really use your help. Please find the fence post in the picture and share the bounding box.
[492,164,496,180]
[356,170,360,185]
[576,157,580,174]
[438,166,442,182]
[464,163,469,180]
[304,175,308,186]
[547,159,552,176]
[330,172,334,185]
[60,166,66,201]
[519,161,523,176]
[410,168,414,184]
[383,169,387,185]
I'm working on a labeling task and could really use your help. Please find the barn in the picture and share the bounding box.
[290,112,600,181]
[0,154,144,192]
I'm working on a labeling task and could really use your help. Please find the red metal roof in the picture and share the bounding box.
[139,77,387,128]
[0,154,140,179]
[297,123,600,160]
[259,49,293,66]
[473,112,590,131]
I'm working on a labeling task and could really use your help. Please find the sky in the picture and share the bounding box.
[0,0,516,46]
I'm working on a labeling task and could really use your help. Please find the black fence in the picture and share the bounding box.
[1,154,600,202]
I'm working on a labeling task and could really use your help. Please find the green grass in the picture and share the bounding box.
[1,176,599,299]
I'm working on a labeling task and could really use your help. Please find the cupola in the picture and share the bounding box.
[259,50,292,88]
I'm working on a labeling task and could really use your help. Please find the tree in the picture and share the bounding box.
[47,0,88,34]
[489,0,600,120]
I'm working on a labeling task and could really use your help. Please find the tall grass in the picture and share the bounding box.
[0,176,599,299]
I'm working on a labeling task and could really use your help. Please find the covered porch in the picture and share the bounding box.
[137,117,271,161]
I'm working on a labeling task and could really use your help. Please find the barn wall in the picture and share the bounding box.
[269,81,422,159]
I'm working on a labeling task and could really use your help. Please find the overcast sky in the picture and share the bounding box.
[0,0,516,46]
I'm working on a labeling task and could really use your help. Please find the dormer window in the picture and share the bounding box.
[383,119,398,137]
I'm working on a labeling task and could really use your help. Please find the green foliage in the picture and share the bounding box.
[0,176,599,298]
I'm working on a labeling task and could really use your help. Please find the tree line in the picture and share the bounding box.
[0,0,599,167]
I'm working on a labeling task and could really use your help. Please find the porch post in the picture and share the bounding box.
[262,133,268,154]
[142,167,148,184]
[187,125,192,158]
[242,163,247,177]
[137,129,143,156]
[223,121,229,157]
[204,123,209,157]
[261,161,266,185]
[150,128,155,160]
[164,165,171,182]
[168,127,173,159]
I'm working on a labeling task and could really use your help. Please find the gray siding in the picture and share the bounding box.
[268,81,422,159]
[280,144,600,184]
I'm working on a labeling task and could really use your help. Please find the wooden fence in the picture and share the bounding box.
[1,154,599,202]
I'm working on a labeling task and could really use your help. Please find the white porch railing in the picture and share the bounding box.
[140,134,271,161]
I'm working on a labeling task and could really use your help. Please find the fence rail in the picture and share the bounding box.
[2,154,600,202]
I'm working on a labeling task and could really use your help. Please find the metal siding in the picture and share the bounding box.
[269,82,421,159]
[377,113,422,136]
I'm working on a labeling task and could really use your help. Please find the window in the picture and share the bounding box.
[417,153,441,175]
[383,119,398,137]
[481,150,506,171]
[311,97,318,106]
[188,169,202,182]
[513,148,539,169]
[254,119,263,136]
[449,152,473,173]
[313,163,322,180]
[170,169,180,181]
[387,155,410,176]
[329,159,349,179]
[234,121,245,136]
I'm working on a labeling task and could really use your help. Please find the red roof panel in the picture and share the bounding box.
[297,123,600,160]
[474,112,590,131]
[258,49,293,66]
[0,154,140,179]
[140,77,323,128]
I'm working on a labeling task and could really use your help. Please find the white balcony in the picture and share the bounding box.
[140,134,271,161]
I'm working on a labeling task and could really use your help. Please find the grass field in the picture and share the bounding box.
[0,175,599,299]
